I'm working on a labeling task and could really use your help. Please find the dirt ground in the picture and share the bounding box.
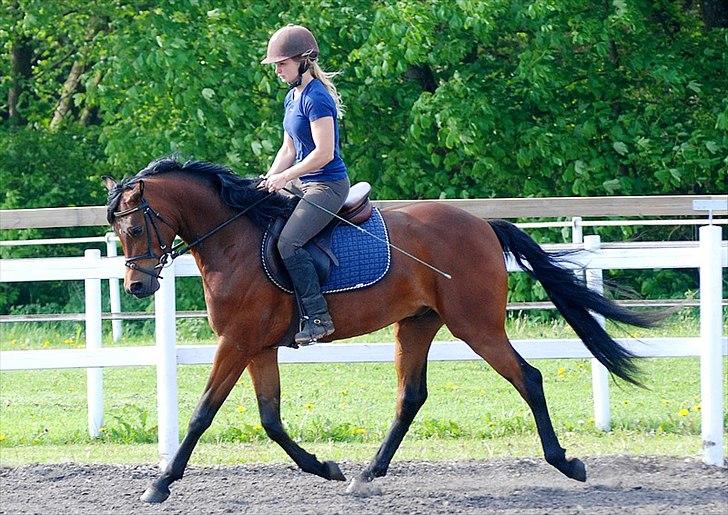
[1,455,726,514]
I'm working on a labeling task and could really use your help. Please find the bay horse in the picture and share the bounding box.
[104,157,658,503]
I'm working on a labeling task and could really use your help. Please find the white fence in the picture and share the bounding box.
[2,216,725,335]
[0,226,726,469]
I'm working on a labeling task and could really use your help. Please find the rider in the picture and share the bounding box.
[260,24,350,345]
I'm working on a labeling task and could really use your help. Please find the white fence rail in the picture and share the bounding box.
[3,216,725,339]
[1,227,726,469]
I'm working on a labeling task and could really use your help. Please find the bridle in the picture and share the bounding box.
[112,198,177,279]
[113,183,275,279]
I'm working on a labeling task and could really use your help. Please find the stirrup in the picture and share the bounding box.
[295,315,335,345]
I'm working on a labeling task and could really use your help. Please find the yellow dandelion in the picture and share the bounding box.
[693,403,701,412]
[237,405,247,414]
[42,341,50,349]
[304,402,315,410]
[557,367,566,377]
[0,433,6,442]
[677,408,689,417]
[352,427,367,435]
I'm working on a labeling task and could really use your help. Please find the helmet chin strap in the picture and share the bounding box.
[287,59,311,88]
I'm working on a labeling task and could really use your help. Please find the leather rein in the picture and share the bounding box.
[113,186,275,279]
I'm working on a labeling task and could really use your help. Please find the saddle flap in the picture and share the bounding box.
[262,219,334,292]
[262,207,390,295]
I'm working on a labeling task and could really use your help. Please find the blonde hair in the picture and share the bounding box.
[306,59,345,118]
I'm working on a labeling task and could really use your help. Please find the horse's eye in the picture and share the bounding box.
[129,225,144,237]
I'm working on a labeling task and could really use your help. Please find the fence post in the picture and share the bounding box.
[105,233,123,343]
[699,225,724,467]
[84,249,103,438]
[154,261,179,470]
[584,235,611,431]
[571,217,583,246]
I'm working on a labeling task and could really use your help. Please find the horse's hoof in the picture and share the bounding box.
[323,460,346,481]
[346,477,382,497]
[140,485,170,503]
[567,458,587,482]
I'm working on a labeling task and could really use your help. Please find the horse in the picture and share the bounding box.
[104,157,659,503]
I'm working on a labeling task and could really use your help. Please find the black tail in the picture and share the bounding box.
[489,219,662,386]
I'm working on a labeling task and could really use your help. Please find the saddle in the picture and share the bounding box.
[262,182,373,291]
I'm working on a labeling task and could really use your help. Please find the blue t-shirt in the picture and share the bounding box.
[283,79,348,182]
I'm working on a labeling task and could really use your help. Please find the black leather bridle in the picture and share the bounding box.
[112,184,275,279]
[112,198,177,279]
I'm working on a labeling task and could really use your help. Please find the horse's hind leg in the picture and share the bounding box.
[347,311,442,495]
[247,348,346,481]
[464,331,586,481]
[141,341,251,503]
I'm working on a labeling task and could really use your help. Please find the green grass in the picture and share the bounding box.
[1,311,725,465]
[0,308,713,351]
[1,355,726,465]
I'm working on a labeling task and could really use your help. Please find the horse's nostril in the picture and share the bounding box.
[129,282,144,295]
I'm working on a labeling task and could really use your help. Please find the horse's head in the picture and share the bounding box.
[104,176,177,298]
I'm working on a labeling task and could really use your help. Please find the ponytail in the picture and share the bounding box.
[306,59,345,118]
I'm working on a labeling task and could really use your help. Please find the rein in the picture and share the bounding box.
[113,188,275,279]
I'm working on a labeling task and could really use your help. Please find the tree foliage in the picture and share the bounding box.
[2,0,725,199]
[346,0,727,198]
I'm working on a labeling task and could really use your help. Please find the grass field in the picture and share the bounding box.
[0,307,716,351]
[1,312,726,466]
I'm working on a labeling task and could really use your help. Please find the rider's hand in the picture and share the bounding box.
[265,173,289,192]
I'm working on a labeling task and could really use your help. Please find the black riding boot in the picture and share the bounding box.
[282,248,335,345]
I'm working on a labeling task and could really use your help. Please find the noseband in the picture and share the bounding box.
[113,184,276,279]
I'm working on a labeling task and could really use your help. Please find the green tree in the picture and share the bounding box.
[343,0,727,199]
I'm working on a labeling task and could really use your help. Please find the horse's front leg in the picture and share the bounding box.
[248,348,346,481]
[141,340,251,503]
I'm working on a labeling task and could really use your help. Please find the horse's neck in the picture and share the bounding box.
[156,177,261,270]
[188,219,261,277]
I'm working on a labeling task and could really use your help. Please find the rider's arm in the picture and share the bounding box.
[265,131,296,177]
[277,116,334,181]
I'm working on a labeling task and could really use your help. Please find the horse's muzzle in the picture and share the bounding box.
[126,279,159,298]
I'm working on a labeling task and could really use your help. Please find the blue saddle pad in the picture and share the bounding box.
[264,207,391,294]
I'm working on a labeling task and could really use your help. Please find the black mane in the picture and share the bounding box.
[106,156,295,228]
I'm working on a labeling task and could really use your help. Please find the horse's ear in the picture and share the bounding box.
[128,180,144,203]
[102,176,117,191]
